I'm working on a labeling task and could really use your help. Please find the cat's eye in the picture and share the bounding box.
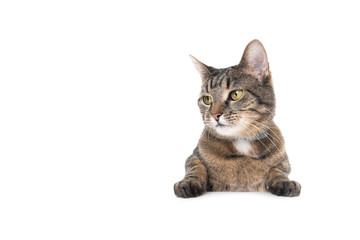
[203,96,212,105]
[230,90,243,101]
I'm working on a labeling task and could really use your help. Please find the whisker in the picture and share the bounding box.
[264,107,274,114]
[248,119,285,147]
[240,117,283,146]
[239,121,273,155]
[242,119,286,160]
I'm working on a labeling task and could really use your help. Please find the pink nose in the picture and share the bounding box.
[211,112,223,121]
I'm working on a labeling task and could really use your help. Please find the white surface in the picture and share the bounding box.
[1,1,359,239]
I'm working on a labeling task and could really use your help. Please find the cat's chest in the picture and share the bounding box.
[233,139,253,155]
[205,145,267,191]
[232,138,259,158]
[199,138,268,191]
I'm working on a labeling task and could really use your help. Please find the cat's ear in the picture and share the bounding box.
[189,55,216,81]
[239,39,269,82]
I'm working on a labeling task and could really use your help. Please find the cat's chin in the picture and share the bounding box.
[211,124,247,139]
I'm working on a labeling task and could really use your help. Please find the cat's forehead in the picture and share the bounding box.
[201,67,247,95]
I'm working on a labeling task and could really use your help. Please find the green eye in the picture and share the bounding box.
[230,90,243,101]
[203,96,212,105]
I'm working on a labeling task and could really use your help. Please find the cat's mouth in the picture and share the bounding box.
[215,122,230,128]
[210,118,246,137]
[210,117,231,128]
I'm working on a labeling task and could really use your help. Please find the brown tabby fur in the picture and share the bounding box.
[174,40,301,198]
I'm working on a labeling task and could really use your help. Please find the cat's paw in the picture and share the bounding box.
[174,180,205,198]
[267,180,301,197]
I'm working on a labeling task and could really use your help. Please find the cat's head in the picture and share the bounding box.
[191,40,276,140]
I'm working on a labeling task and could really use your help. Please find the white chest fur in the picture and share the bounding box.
[233,138,253,155]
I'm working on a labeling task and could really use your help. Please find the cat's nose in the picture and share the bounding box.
[211,112,223,121]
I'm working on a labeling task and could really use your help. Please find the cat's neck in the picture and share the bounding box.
[200,127,276,159]
[234,131,268,142]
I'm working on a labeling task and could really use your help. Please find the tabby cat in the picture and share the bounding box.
[174,40,301,198]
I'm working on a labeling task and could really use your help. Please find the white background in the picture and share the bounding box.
[1,0,360,239]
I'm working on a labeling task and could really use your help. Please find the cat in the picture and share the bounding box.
[174,39,301,198]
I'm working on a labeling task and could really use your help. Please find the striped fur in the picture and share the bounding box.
[174,40,301,198]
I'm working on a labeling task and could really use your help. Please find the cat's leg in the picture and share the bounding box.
[174,154,207,198]
[266,160,301,197]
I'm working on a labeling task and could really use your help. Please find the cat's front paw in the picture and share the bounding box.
[267,180,301,197]
[174,179,205,198]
